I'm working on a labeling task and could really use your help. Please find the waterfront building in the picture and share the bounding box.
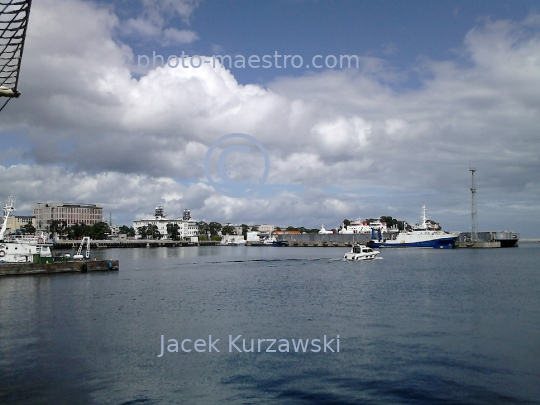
[5,215,36,234]
[258,224,275,234]
[34,202,103,231]
[221,223,244,235]
[339,218,388,234]
[273,229,301,235]
[133,206,198,240]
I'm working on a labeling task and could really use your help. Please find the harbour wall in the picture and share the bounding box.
[456,231,519,248]
[0,259,120,277]
[276,234,370,247]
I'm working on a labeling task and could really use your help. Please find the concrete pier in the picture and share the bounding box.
[455,241,501,248]
[276,234,370,246]
[0,259,119,276]
[456,231,519,248]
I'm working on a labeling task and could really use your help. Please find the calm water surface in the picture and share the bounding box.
[1,244,539,404]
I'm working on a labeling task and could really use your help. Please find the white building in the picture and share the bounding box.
[246,231,260,242]
[5,215,36,234]
[133,206,198,240]
[339,218,387,234]
[258,224,275,234]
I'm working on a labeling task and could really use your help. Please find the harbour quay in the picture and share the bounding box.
[455,231,520,248]
[273,233,370,247]
[0,259,119,277]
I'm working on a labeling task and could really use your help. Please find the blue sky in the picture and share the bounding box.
[122,0,537,85]
[1,0,540,237]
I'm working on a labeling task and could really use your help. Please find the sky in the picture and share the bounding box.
[1,0,540,237]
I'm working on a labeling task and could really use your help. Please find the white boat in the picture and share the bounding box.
[221,236,246,246]
[0,196,53,263]
[261,236,286,246]
[318,224,334,234]
[343,244,380,260]
[368,205,460,249]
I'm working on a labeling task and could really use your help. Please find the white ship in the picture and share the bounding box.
[368,206,459,249]
[0,196,53,263]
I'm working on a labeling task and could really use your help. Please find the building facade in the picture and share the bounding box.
[34,202,103,230]
[258,224,275,234]
[5,215,36,234]
[133,206,198,240]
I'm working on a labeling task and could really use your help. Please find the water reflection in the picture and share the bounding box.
[0,245,539,404]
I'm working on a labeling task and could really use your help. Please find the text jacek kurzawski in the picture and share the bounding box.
[157,334,340,357]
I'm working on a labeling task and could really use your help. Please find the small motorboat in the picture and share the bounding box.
[343,244,380,261]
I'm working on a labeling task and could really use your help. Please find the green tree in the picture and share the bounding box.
[89,221,111,240]
[167,223,180,240]
[20,222,36,235]
[118,225,136,237]
[147,224,161,239]
[241,224,249,238]
[138,224,161,239]
[197,221,210,239]
[119,225,130,234]
[222,224,234,235]
[68,223,91,239]
[209,221,222,237]
[50,220,68,237]
[138,225,148,239]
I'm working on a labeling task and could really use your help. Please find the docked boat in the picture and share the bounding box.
[343,244,380,260]
[0,196,53,263]
[221,236,246,246]
[261,236,287,246]
[0,196,120,276]
[368,206,460,249]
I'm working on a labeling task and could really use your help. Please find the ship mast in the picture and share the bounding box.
[0,196,15,241]
[470,168,477,243]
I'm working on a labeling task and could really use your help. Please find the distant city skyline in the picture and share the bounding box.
[1,0,540,237]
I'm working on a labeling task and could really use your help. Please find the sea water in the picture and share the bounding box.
[1,244,539,404]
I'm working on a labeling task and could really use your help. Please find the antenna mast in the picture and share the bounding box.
[470,168,477,242]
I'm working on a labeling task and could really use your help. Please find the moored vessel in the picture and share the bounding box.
[0,196,119,275]
[368,206,459,249]
[262,236,287,246]
[0,196,54,263]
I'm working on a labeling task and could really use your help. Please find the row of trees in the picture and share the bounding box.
[48,220,112,240]
[197,221,224,241]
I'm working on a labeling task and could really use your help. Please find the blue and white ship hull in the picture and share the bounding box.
[368,236,458,249]
[367,206,460,249]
